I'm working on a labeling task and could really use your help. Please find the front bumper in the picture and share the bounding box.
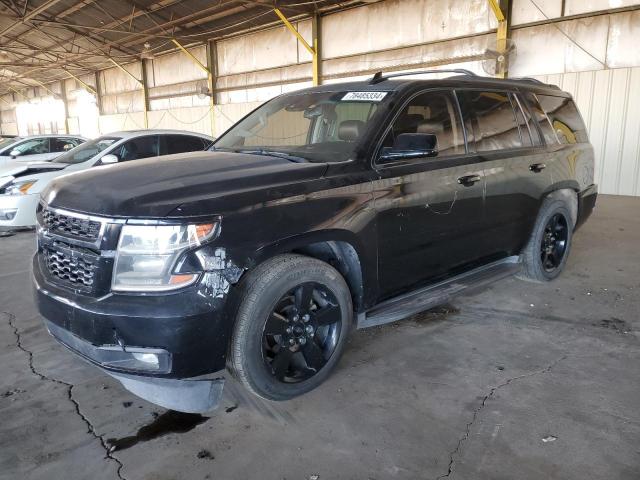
[45,318,225,413]
[33,254,234,380]
[0,193,39,228]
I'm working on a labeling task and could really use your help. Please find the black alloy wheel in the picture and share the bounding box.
[540,212,569,272]
[261,282,342,383]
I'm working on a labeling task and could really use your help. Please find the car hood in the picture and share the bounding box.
[0,161,67,177]
[42,151,329,218]
[0,162,68,188]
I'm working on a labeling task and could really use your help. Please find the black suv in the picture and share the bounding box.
[33,70,597,413]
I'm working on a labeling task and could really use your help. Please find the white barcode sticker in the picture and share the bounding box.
[341,91,388,102]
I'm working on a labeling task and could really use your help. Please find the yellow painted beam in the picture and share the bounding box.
[0,95,11,106]
[311,14,321,86]
[30,79,58,98]
[108,58,148,128]
[488,0,506,22]
[205,40,217,138]
[274,8,315,56]
[9,87,29,101]
[172,38,210,75]
[488,0,508,78]
[108,58,143,86]
[275,8,320,86]
[62,69,97,96]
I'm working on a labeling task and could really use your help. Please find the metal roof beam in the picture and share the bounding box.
[0,0,65,38]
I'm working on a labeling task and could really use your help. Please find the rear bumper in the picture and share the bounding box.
[575,184,598,230]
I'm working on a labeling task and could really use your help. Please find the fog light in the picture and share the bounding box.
[132,352,159,368]
[0,208,17,221]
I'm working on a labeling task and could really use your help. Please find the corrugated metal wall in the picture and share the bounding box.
[536,68,640,196]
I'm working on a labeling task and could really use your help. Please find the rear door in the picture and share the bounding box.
[527,93,591,216]
[373,89,486,299]
[457,89,550,258]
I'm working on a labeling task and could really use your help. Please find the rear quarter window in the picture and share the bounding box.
[536,95,588,144]
[165,135,209,154]
[462,90,525,151]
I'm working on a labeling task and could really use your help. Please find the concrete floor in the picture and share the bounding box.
[0,194,638,480]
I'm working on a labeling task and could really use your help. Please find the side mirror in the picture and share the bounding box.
[100,154,119,164]
[379,133,438,162]
[9,149,21,158]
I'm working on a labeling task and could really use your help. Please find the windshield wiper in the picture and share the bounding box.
[235,149,307,163]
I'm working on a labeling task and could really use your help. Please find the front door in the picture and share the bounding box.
[373,89,486,299]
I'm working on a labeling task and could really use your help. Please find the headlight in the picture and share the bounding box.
[112,222,219,292]
[3,180,36,196]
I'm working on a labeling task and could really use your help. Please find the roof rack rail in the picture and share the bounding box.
[510,76,545,85]
[369,69,477,84]
[510,77,562,89]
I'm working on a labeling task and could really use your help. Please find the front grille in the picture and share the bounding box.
[42,209,101,241]
[44,243,97,289]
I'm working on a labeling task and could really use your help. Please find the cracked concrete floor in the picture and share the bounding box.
[1,194,639,480]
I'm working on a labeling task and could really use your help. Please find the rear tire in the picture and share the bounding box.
[229,254,352,401]
[518,198,573,282]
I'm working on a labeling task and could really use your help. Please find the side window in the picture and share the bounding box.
[165,135,208,155]
[464,91,523,151]
[13,138,50,155]
[523,92,559,146]
[510,94,534,147]
[537,95,587,144]
[117,136,159,162]
[381,90,464,157]
[51,138,78,153]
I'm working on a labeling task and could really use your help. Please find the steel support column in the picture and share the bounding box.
[58,80,70,134]
[206,40,217,138]
[488,0,511,78]
[141,59,151,129]
[94,71,103,116]
[311,14,321,86]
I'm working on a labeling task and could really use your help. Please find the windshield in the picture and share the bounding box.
[213,90,390,162]
[53,137,120,164]
[0,137,19,152]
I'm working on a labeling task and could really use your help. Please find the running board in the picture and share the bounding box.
[357,256,521,329]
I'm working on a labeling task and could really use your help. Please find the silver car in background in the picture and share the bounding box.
[0,130,213,229]
[0,134,86,167]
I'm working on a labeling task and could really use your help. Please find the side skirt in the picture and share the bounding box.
[357,256,521,329]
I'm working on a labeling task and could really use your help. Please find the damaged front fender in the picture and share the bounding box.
[178,246,246,301]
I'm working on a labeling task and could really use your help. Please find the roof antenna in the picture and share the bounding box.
[370,71,383,84]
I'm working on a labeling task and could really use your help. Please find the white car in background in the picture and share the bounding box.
[0,130,213,229]
[0,134,86,167]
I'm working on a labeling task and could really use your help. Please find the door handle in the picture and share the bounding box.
[457,174,481,186]
[529,163,546,173]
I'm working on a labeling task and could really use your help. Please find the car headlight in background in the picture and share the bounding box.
[112,222,219,292]
[2,180,36,196]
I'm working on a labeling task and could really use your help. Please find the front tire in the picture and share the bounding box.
[518,198,573,282]
[229,254,353,401]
